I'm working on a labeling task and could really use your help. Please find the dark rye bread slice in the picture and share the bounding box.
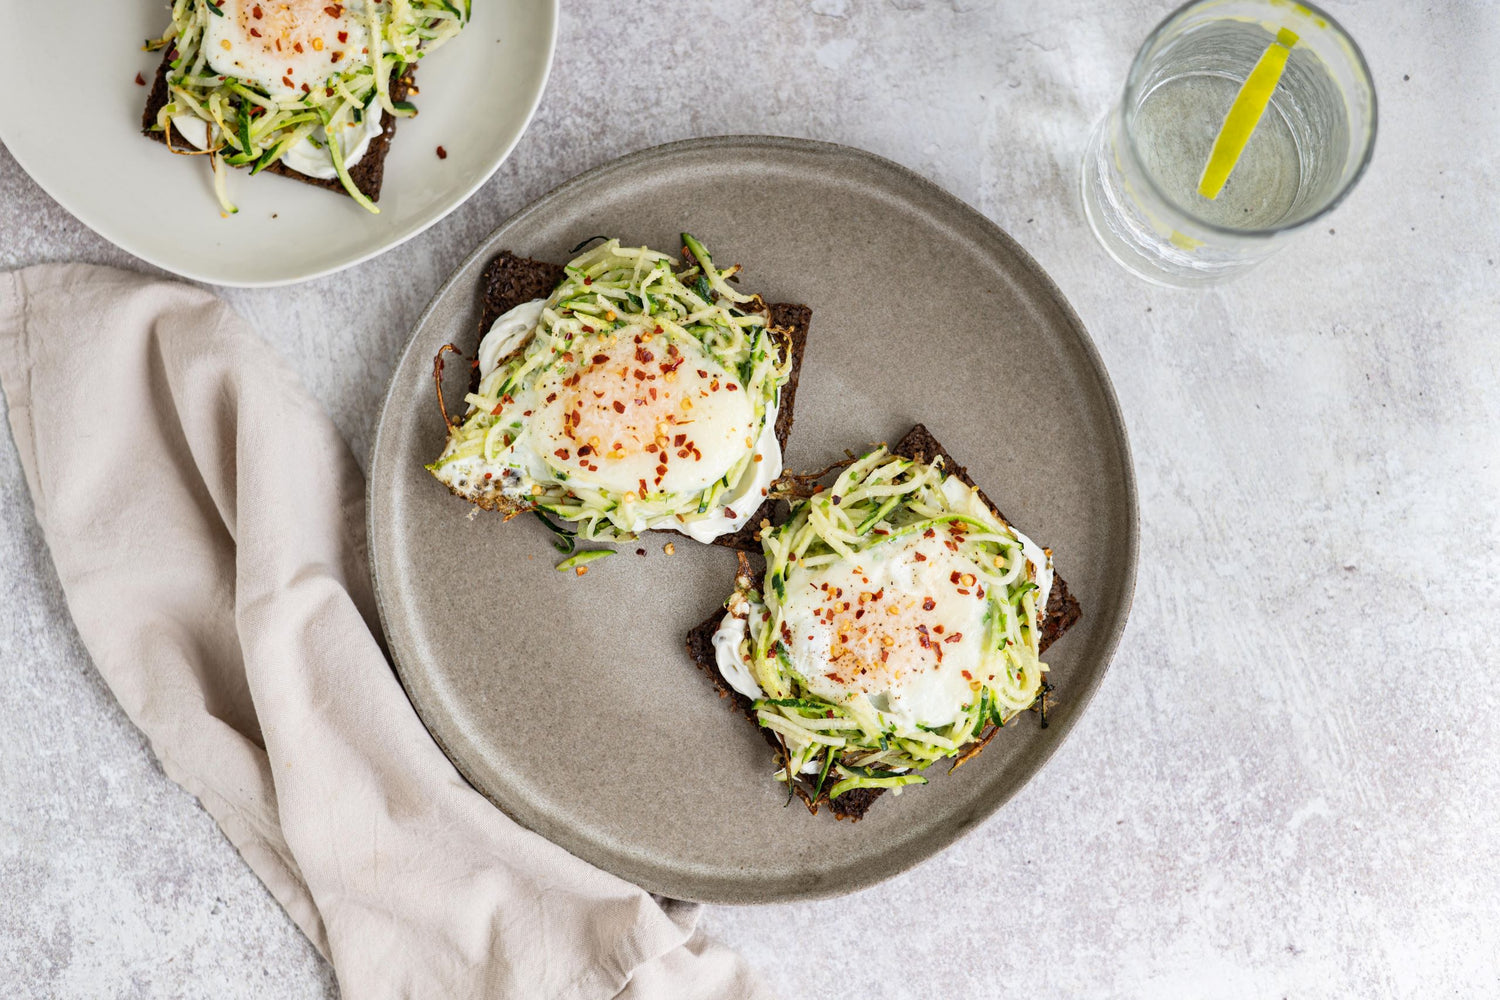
[685,424,1083,821]
[466,251,812,552]
[141,49,413,202]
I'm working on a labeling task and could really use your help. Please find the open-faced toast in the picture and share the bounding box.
[686,424,1081,820]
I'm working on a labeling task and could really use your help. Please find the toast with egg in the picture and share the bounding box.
[686,424,1081,820]
[141,1,468,213]
[435,241,812,552]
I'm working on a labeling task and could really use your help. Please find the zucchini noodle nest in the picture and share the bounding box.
[729,448,1050,803]
[429,236,793,542]
[146,0,469,214]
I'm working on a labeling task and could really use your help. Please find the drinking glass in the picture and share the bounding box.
[1081,0,1377,286]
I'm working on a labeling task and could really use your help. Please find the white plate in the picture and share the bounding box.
[0,1,557,287]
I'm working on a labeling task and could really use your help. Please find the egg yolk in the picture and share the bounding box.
[532,333,755,498]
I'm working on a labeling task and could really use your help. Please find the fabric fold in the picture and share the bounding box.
[0,264,767,1000]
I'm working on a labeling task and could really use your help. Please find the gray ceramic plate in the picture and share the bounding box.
[369,136,1137,904]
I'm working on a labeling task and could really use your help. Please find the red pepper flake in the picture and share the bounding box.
[933,624,945,634]
[638,478,648,495]
[253,3,263,17]
[913,552,927,562]
[301,82,311,94]
[922,597,936,611]
[695,369,708,378]
[635,346,654,363]
[490,404,503,415]
[330,51,343,62]
[436,145,448,160]
[583,277,592,286]
[636,548,646,556]
[134,72,146,86]
[577,445,593,457]
[945,633,963,644]
[294,41,305,53]
[923,528,936,538]
[726,383,738,391]
[554,448,569,459]
[591,353,608,365]
[282,75,294,89]
[961,669,973,681]
[950,571,962,584]
[545,393,557,403]
[725,508,738,520]
[337,29,348,42]
[324,3,344,15]
[673,433,686,447]
[612,400,625,413]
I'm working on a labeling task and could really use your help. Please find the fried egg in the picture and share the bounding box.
[527,334,757,497]
[715,506,1053,733]
[204,0,373,103]
[436,300,780,541]
[777,533,999,731]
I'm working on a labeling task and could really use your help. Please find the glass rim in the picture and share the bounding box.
[1120,0,1379,240]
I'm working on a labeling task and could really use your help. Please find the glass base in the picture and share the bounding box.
[1080,115,1262,288]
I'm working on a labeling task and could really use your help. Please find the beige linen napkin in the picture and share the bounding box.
[0,264,768,1000]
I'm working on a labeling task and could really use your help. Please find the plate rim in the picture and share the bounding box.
[367,134,1140,903]
[0,1,559,289]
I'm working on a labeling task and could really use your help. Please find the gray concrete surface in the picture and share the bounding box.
[4,2,1499,998]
